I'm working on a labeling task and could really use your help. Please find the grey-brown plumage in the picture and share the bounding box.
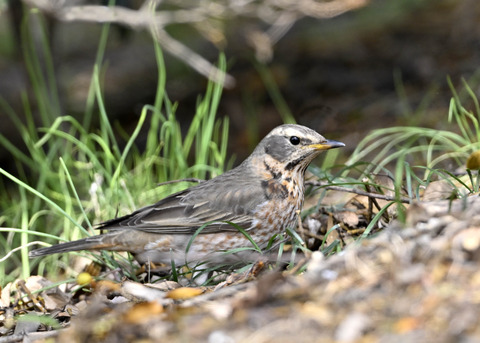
[29,124,344,266]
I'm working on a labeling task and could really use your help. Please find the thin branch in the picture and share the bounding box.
[151,26,235,87]
[23,0,235,87]
[21,0,368,85]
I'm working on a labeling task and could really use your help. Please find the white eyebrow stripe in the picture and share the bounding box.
[283,127,300,136]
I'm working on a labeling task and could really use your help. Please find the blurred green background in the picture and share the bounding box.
[1,0,478,168]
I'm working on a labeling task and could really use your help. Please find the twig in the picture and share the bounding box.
[364,182,390,221]
[297,227,325,241]
[16,280,46,313]
[285,256,309,275]
[150,26,235,87]
[296,210,306,245]
[345,228,366,235]
[21,0,368,85]
[306,181,412,204]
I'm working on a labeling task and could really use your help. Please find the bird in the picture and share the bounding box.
[29,124,345,268]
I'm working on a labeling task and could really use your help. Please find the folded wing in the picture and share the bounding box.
[97,175,264,234]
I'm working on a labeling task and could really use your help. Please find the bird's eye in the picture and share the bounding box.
[289,136,301,145]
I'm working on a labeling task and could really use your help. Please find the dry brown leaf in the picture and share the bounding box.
[144,281,182,292]
[120,281,169,302]
[24,276,52,293]
[0,282,12,307]
[165,287,205,300]
[123,301,164,324]
[325,226,340,246]
[423,175,473,201]
[394,317,420,333]
[94,280,121,293]
[423,180,457,201]
[333,210,359,227]
[5,276,71,312]
[372,174,395,194]
[300,301,334,325]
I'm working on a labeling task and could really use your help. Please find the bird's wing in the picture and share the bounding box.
[97,176,265,234]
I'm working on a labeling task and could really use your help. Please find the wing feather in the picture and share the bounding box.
[96,172,265,234]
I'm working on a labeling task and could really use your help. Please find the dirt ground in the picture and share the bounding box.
[3,194,480,342]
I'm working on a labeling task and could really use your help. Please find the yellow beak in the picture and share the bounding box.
[309,139,345,151]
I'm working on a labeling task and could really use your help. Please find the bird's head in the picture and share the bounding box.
[255,124,345,173]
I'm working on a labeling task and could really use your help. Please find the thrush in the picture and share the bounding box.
[29,124,344,267]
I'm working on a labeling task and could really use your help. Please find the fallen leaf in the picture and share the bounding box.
[123,301,164,324]
[94,280,121,293]
[325,225,340,246]
[334,210,359,227]
[121,281,168,302]
[394,317,420,333]
[165,287,205,300]
[1,282,12,307]
[423,174,474,201]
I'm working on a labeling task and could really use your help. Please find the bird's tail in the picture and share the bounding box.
[29,235,116,258]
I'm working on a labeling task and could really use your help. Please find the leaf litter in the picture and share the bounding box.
[2,184,480,342]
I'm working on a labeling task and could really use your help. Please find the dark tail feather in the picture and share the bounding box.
[29,236,106,258]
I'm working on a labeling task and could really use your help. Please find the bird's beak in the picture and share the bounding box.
[309,139,345,151]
